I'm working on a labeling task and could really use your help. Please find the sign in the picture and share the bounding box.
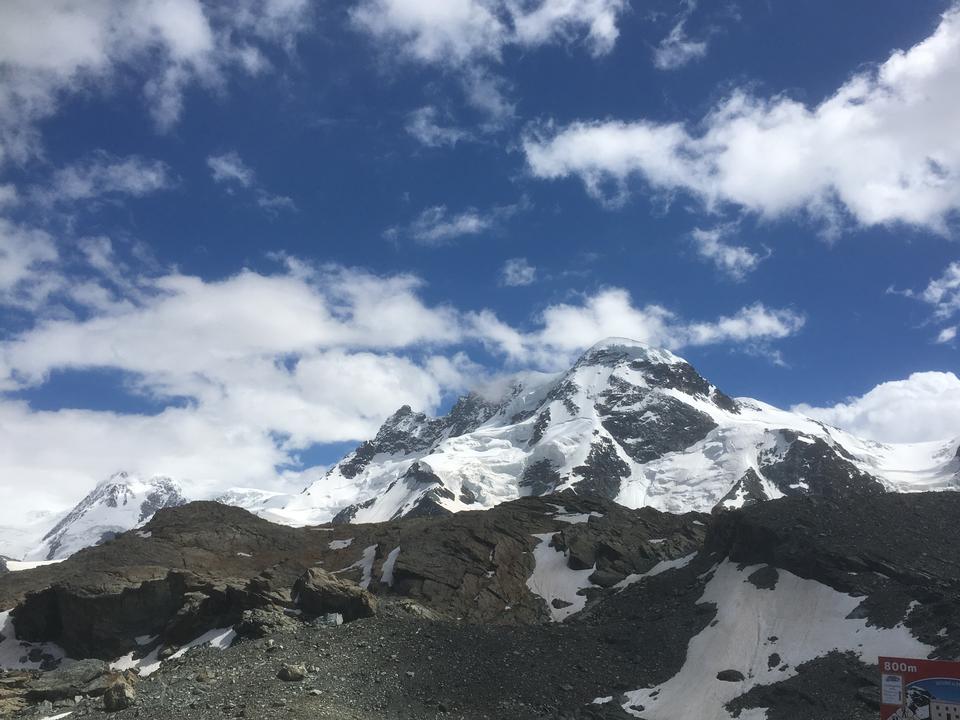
[881,656,960,720]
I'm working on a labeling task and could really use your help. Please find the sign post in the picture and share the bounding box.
[880,656,960,720]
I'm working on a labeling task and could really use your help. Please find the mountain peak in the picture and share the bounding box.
[27,472,187,561]
[578,337,684,367]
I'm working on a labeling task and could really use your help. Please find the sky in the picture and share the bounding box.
[1,0,960,525]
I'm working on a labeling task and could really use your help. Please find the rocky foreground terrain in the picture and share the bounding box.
[1,489,959,719]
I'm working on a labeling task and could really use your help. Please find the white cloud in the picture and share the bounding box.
[0,219,60,308]
[352,0,625,128]
[794,371,960,443]
[36,153,172,204]
[0,184,18,207]
[936,325,957,344]
[653,20,707,70]
[691,225,768,280]
[472,287,804,369]
[906,261,960,320]
[409,206,492,244]
[500,257,537,286]
[351,0,627,65]
[392,200,525,245]
[406,106,471,147]
[525,5,960,230]
[0,257,471,525]
[207,149,296,212]
[0,0,313,164]
[207,151,255,187]
[0,232,806,526]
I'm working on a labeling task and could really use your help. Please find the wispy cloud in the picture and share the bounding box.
[207,150,296,213]
[691,225,769,281]
[387,200,527,246]
[35,153,173,205]
[406,106,471,147]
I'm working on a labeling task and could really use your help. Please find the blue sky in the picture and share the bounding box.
[0,0,959,520]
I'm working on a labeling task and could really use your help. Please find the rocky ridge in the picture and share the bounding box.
[2,490,959,719]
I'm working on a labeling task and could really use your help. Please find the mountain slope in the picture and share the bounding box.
[276,338,958,525]
[26,472,187,561]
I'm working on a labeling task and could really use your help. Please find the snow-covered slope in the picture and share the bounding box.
[278,338,959,525]
[26,472,187,561]
[0,510,62,562]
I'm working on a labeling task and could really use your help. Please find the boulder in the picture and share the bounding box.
[293,568,377,621]
[277,664,307,682]
[103,679,136,711]
[25,659,110,701]
[717,669,745,682]
[235,608,298,639]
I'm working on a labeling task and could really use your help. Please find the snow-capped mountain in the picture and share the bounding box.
[275,338,959,525]
[26,472,187,561]
[10,338,958,556]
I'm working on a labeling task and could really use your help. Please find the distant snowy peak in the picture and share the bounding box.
[287,337,959,526]
[28,472,187,561]
[336,392,501,481]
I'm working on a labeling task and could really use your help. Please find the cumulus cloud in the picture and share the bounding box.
[352,0,626,128]
[0,0,313,164]
[0,227,807,525]
[525,5,960,230]
[794,371,960,443]
[471,288,804,369]
[500,257,537,286]
[207,150,296,212]
[691,225,768,280]
[351,0,628,65]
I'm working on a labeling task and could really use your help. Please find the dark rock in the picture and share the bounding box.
[598,393,718,465]
[716,469,769,509]
[277,664,307,682]
[331,497,376,525]
[24,659,110,701]
[235,609,297,639]
[572,438,631,498]
[746,565,779,590]
[102,679,136,712]
[519,459,562,496]
[294,568,378,621]
[760,431,885,499]
[529,409,551,446]
[717,669,745,682]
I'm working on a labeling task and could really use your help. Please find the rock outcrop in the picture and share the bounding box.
[2,493,706,662]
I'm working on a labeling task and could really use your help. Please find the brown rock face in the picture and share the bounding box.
[293,568,378,621]
[1,493,707,661]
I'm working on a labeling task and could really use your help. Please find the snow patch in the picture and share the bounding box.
[381,546,401,587]
[620,561,931,719]
[615,553,696,590]
[526,533,596,622]
[335,544,378,590]
[328,538,354,550]
[4,559,64,572]
[555,511,604,524]
[113,627,236,677]
[0,609,69,670]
